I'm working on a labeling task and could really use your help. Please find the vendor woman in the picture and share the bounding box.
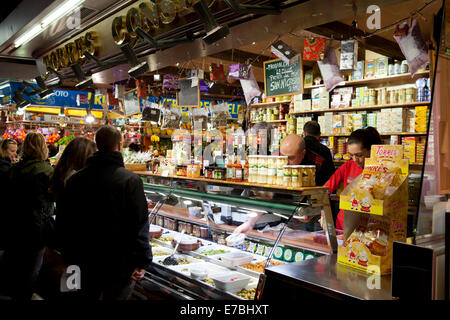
[323,127,382,230]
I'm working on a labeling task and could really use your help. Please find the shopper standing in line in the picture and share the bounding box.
[0,132,54,300]
[0,139,18,249]
[51,137,97,218]
[323,127,383,230]
[57,125,152,300]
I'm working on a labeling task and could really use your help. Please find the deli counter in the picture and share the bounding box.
[132,172,338,300]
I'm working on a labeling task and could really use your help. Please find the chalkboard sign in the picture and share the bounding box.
[176,79,200,108]
[263,56,303,98]
[124,89,140,116]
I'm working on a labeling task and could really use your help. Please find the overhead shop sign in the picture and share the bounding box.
[0,81,113,110]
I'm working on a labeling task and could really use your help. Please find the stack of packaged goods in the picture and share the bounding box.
[376,110,390,133]
[388,108,406,133]
[406,109,416,132]
[367,113,377,128]
[402,137,416,163]
[333,114,344,135]
[317,113,333,135]
[311,87,329,111]
[331,87,353,109]
[414,106,428,132]
[296,117,312,135]
[334,138,347,161]
[416,137,426,163]
[352,113,367,130]
[342,113,353,135]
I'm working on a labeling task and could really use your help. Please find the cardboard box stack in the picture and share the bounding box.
[416,137,426,163]
[332,114,344,135]
[402,137,416,163]
[331,87,353,109]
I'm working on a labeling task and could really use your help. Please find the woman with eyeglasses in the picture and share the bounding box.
[323,127,383,230]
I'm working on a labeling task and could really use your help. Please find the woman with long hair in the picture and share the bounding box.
[0,132,54,300]
[51,137,97,215]
[324,127,383,230]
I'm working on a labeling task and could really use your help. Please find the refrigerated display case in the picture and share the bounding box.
[134,173,338,300]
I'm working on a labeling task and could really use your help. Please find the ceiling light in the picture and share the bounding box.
[85,109,95,124]
[0,83,11,90]
[14,0,85,48]
[154,74,161,81]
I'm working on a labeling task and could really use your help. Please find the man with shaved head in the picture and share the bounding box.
[280,134,307,165]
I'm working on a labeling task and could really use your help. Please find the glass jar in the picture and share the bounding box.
[213,168,226,180]
[300,166,309,187]
[267,156,277,185]
[191,162,201,178]
[243,160,249,182]
[306,165,316,187]
[394,60,401,74]
[406,88,415,102]
[235,162,243,182]
[249,155,258,183]
[273,106,279,118]
[258,155,268,184]
[176,165,187,176]
[389,89,398,104]
[401,60,408,74]
[277,156,288,185]
[291,165,301,188]
[283,165,292,187]
[398,88,406,104]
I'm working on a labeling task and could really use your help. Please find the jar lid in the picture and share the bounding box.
[278,156,288,159]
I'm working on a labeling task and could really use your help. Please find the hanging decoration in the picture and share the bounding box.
[163,74,179,90]
[393,19,429,77]
[303,37,326,61]
[271,40,298,65]
[209,63,226,82]
[340,39,358,71]
[228,64,251,80]
[136,79,148,98]
[317,47,344,92]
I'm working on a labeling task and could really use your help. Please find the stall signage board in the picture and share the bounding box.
[263,57,303,98]
[123,89,140,116]
[176,79,200,108]
[1,81,114,110]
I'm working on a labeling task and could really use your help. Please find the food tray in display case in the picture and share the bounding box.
[151,247,174,257]
[200,273,259,300]
[168,262,231,277]
[194,244,238,257]
[153,254,204,266]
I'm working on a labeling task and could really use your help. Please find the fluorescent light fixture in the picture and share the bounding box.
[0,83,11,90]
[14,0,85,48]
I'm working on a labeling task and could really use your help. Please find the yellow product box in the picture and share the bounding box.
[338,145,409,275]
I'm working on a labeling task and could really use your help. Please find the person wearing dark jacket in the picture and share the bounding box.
[0,133,54,300]
[57,125,152,300]
[302,121,336,186]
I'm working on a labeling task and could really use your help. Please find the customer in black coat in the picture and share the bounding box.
[57,125,152,300]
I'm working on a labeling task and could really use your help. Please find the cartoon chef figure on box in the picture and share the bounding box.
[350,192,359,210]
[360,197,372,213]
[347,244,357,263]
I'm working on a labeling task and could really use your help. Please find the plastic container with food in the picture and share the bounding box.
[211,272,251,293]
[277,156,288,185]
[171,238,202,252]
[220,252,254,268]
[226,233,245,247]
[190,267,209,280]
[149,224,163,239]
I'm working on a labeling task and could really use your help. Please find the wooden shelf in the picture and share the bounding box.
[136,171,327,193]
[155,204,330,254]
[250,101,291,108]
[303,71,430,90]
[289,101,430,115]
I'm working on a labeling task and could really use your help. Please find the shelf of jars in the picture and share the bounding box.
[321,132,427,137]
[135,171,326,193]
[289,101,431,115]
